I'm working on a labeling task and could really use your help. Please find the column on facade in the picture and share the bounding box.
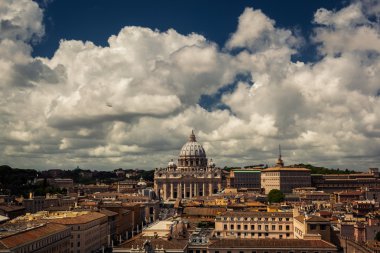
[189,183,193,198]
[163,183,167,200]
[209,183,213,195]
[170,183,174,199]
[183,182,186,198]
[178,183,181,199]
[218,182,222,192]
[203,182,206,196]
[194,183,197,197]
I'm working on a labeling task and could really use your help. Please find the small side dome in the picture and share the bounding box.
[168,159,176,167]
[208,158,215,167]
[137,177,147,186]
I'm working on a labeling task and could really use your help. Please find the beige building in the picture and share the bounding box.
[214,211,294,239]
[154,131,222,201]
[51,212,109,253]
[207,239,337,253]
[261,155,311,194]
[294,215,331,242]
[0,222,70,253]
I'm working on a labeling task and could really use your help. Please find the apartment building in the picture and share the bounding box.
[8,211,108,253]
[214,211,294,239]
[0,222,71,253]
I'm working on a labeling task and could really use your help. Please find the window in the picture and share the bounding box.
[320,225,327,230]
[279,225,283,230]
[224,224,227,229]
[231,225,234,229]
[244,225,248,230]
[227,251,231,253]
[286,225,290,230]
[272,225,276,230]
[238,225,241,230]
[310,224,317,230]
[251,225,255,230]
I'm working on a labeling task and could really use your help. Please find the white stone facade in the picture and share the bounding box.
[154,131,222,201]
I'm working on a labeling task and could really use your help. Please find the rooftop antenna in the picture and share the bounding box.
[276,144,284,167]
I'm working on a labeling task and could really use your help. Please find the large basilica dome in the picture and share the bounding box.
[179,131,206,157]
[177,130,208,168]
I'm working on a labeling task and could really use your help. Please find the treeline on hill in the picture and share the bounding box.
[293,164,357,174]
[0,165,64,197]
[0,165,155,197]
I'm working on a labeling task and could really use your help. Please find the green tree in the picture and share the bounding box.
[267,189,285,203]
[376,231,380,241]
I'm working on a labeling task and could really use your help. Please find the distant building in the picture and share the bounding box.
[311,168,380,192]
[47,178,74,190]
[23,193,76,213]
[154,131,222,201]
[0,205,25,219]
[226,168,262,190]
[261,153,311,194]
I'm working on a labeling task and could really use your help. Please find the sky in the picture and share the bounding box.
[0,0,380,171]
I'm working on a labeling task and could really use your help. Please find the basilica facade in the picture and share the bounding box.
[154,131,222,201]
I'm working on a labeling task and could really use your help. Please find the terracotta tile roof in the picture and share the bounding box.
[294,215,305,223]
[51,212,106,225]
[337,191,363,195]
[209,239,337,249]
[99,209,118,217]
[306,216,330,222]
[0,205,25,212]
[220,211,293,218]
[183,207,226,217]
[0,223,69,249]
[117,236,188,250]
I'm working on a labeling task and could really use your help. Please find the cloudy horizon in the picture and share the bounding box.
[1,0,380,171]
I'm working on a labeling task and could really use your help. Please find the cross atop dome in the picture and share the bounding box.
[188,129,196,142]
